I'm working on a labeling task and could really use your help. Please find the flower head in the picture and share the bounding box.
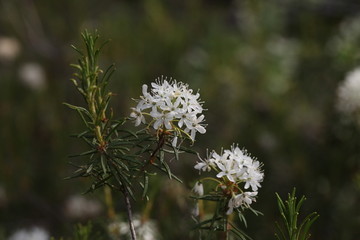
[196,145,264,190]
[194,144,264,214]
[131,76,206,142]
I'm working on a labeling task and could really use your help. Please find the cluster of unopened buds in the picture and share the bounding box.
[194,144,264,214]
[130,76,206,145]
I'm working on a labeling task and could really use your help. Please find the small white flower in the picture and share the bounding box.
[176,111,194,128]
[194,161,211,172]
[226,195,238,215]
[152,111,174,130]
[185,114,206,140]
[216,160,238,182]
[160,97,181,115]
[226,192,258,215]
[211,151,229,165]
[130,107,146,126]
[241,191,258,207]
[142,84,152,100]
[225,145,245,162]
[192,181,204,196]
[194,152,215,172]
[242,161,264,191]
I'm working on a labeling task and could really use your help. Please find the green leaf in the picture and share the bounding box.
[248,206,263,216]
[116,155,141,165]
[229,221,253,240]
[100,155,108,175]
[70,45,84,56]
[190,195,222,201]
[68,149,97,158]
[275,188,319,240]
[64,169,86,180]
[105,121,124,140]
[298,212,319,240]
[142,173,149,199]
[159,150,165,163]
[84,175,112,194]
[118,129,138,138]
[63,103,93,119]
[112,157,129,172]
[135,144,152,155]
[100,64,115,92]
[179,146,198,154]
[86,164,93,174]
[173,145,179,161]
[191,216,223,230]
[275,221,287,240]
[63,103,93,128]
[110,162,132,187]
[81,136,96,148]
[237,210,247,228]
[73,130,91,138]
[152,163,183,183]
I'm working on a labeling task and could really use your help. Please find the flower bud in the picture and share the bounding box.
[193,181,204,196]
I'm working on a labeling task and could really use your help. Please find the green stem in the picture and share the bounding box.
[104,186,115,220]
[201,177,222,184]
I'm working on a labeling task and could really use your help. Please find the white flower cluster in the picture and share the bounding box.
[130,76,206,141]
[194,144,264,214]
[337,67,360,119]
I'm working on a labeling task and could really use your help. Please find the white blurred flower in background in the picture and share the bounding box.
[64,194,103,219]
[0,37,21,62]
[184,47,208,69]
[337,67,360,122]
[328,14,360,66]
[108,215,160,240]
[8,227,49,240]
[18,62,46,91]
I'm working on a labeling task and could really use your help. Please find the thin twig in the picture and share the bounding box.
[124,188,137,240]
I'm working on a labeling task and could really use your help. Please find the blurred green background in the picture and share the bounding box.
[1,0,360,239]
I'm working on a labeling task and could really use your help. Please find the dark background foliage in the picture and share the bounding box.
[0,0,359,239]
